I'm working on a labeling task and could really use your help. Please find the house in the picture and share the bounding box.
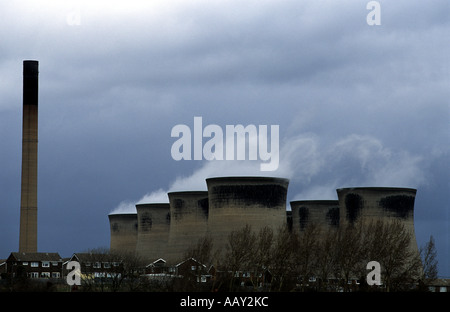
[142,258,212,283]
[5,252,63,280]
[0,260,7,278]
[141,258,175,282]
[427,279,450,292]
[145,258,169,274]
[174,258,211,283]
[65,253,123,279]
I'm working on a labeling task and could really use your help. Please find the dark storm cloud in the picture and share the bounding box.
[0,0,448,275]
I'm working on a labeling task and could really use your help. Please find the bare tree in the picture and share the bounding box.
[334,222,366,291]
[270,225,297,291]
[183,234,215,267]
[223,224,256,291]
[294,222,320,291]
[76,248,147,292]
[179,234,217,291]
[250,226,274,289]
[109,250,147,291]
[362,219,422,291]
[78,248,111,292]
[314,227,339,291]
[420,235,438,285]
[180,219,430,293]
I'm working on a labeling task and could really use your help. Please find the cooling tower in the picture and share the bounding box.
[19,60,39,253]
[109,213,138,254]
[206,176,289,255]
[289,200,340,234]
[135,203,170,262]
[336,187,419,256]
[165,191,209,264]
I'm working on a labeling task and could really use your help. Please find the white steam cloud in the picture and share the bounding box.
[110,132,426,214]
[291,134,427,201]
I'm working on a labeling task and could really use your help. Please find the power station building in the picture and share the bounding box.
[109,176,290,264]
[336,187,419,256]
[136,203,170,261]
[5,61,425,290]
[109,178,420,266]
[289,200,340,234]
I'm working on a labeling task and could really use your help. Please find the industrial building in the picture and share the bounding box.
[110,176,290,264]
[206,177,289,260]
[289,200,340,234]
[5,60,424,289]
[336,187,419,257]
[109,179,420,267]
[166,191,209,263]
[135,203,170,261]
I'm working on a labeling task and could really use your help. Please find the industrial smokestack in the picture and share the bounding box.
[19,60,39,253]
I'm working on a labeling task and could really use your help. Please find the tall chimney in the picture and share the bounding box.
[19,60,39,253]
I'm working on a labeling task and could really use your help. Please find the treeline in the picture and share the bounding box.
[5,219,436,292]
[71,220,437,292]
[185,219,437,292]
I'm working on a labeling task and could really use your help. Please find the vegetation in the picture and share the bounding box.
[1,221,438,292]
[198,219,428,292]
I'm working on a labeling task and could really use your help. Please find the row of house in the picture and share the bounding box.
[0,252,217,286]
[1,251,449,292]
[1,252,64,280]
[0,251,272,291]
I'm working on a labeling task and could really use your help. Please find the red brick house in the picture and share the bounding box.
[65,252,125,279]
[174,258,212,283]
[6,252,63,280]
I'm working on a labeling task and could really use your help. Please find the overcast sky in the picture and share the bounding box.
[1,0,448,276]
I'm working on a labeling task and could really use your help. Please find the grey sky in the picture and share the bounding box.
[1,0,448,276]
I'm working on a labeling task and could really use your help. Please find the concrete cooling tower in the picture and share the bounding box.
[135,203,170,262]
[109,213,138,254]
[165,192,209,264]
[289,200,340,234]
[206,176,289,254]
[336,187,419,256]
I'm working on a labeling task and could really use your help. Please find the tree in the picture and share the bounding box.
[294,222,320,291]
[180,234,216,291]
[250,226,274,289]
[314,227,339,291]
[183,234,215,267]
[109,250,147,292]
[77,248,146,292]
[362,219,422,291]
[270,225,297,291]
[223,224,256,291]
[79,248,110,292]
[420,235,438,284]
[334,222,366,291]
